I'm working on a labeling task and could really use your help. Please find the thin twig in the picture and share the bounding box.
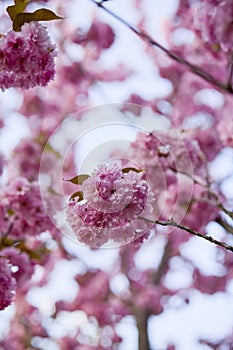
[216,217,233,235]
[89,0,233,94]
[138,217,233,252]
[205,189,233,220]
[152,240,170,285]
[170,166,233,221]
[227,51,233,90]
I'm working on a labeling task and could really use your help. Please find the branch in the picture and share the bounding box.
[139,217,233,253]
[89,0,233,94]
[216,217,233,235]
[169,166,233,222]
[120,246,151,350]
[205,189,233,220]
[134,308,150,350]
[227,51,233,90]
[152,240,170,285]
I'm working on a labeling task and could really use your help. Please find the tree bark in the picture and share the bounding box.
[135,309,150,350]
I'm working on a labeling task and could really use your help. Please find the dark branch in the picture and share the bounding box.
[139,217,233,253]
[216,217,233,235]
[152,240,170,285]
[89,0,233,94]
[227,51,233,90]
[134,308,150,350]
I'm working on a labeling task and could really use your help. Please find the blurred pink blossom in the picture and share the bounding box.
[194,0,233,52]
[0,177,53,238]
[0,257,16,310]
[1,247,35,289]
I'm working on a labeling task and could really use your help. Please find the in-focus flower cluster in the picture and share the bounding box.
[66,163,155,247]
[0,21,57,90]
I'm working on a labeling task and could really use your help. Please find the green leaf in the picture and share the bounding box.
[7,208,15,216]
[43,144,61,159]
[6,1,29,22]
[69,191,84,201]
[13,8,63,31]
[64,174,90,185]
[122,167,143,174]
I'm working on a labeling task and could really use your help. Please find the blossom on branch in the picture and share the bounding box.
[0,21,57,90]
[66,163,155,247]
[0,177,53,239]
[0,257,16,310]
[1,247,35,289]
[194,0,233,52]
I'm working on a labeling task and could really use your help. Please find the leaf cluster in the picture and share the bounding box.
[65,167,143,201]
[6,0,62,31]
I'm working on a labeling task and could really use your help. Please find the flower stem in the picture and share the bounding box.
[227,51,233,90]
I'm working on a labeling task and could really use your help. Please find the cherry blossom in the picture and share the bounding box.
[0,257,16,310]
[0,177,53,239]
[1,247,35,289]
[0,1,233,349]
[194,0,233,52]
[0,21,57,90]
[73,20,115,53]
[66,163,154,247]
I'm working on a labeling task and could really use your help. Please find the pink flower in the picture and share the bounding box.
[193,268,228,295]
[66,163,154,247]
[82,163,148,218]
[1,248,35,289]
[194,1,233,52]
[86,21,115,50]
[0,257,16,310]
[11,138,43,181]
[0,21,57,90]
[73,20,115,51]
[0,177,53,238]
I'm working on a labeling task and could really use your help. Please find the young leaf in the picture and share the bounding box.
[69,191,84,201]
[122,167,143,174]
[6,0,29,22]
[64,175,90,185]
[13,9,63,31]
[14,0,26,3]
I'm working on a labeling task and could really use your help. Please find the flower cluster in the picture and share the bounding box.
[194,0,233,52]
[0,21,57,90]
[0,257,16,310]
[0,177,52,239]
[73,20,115,52]
[1,247,35,289]
[66,163,154,247]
